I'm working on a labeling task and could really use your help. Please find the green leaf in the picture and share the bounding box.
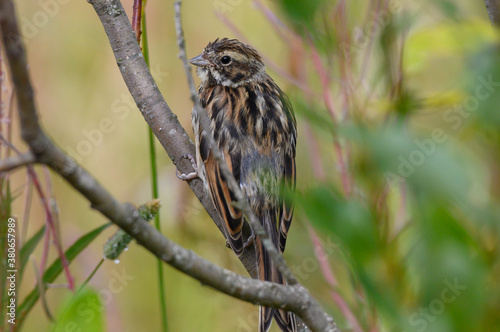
[299,186,379,263]
[340,123,472,202]
[467,44,500,133]
[298,186,405,325]
[408,200,488,332]
[20,226,46,277]
[16,223,110,328]
[292,95,336,134]
[278,0,326,30]
[51,288,104,332]
[432,0,462,20]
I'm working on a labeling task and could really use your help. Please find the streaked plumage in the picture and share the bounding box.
[189,38,297,332]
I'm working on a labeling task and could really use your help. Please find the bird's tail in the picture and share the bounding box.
[256,214,296,332]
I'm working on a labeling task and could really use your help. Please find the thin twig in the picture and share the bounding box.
[20,172,33,246]
[131,0,142,43]
[31,257,54,322]
[308,227,363,332]
[0,152,35,172]
[6,89,15,159]
[309,40,336,122]
[0,135,74,290]
[359,0,382,85]
[253,0,301,43]
[29,165,74,291]
[304,123,326,180]
[485,0,500,25]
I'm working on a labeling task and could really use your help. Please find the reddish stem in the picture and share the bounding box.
[29,166,74,291]
[359,0,383,84]
[253,0,300,44]
[308,226,364,332]
[304,123,326,180]
[334,140,351,196]
[20,173,33,246]
[215,11,313,95]
[3,135,74,290]
[309,41,337,122]
[132,0,143,44]
[39,220,51,275]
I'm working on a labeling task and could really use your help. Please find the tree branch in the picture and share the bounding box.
[0,0,339,330]
[0,152,35,172]
[485,0,500,25]
[86,0,258,277]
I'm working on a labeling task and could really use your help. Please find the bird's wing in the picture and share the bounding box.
[201,137,245,256]
[277,151,296,254]
[277,92,297,255]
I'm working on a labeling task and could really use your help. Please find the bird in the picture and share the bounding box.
[188,38,297,332]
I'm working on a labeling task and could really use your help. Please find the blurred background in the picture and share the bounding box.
[1,0,500,331]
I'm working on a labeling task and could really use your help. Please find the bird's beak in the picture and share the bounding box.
[188,54,210,67]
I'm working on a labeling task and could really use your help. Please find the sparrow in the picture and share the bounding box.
[188,38,297,332]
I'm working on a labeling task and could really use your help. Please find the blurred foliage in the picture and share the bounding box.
[283,0,500,331]
[278,0,327,31]
[2,0,500,332]
[51,288,104,332]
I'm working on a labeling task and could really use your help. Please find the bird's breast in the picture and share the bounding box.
[200,83,293,156]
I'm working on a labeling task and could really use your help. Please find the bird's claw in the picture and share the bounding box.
[176,170,198,181]
[243,232,255,248]
[176,154,199,181]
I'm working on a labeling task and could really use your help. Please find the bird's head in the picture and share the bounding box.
[189,38,265,87]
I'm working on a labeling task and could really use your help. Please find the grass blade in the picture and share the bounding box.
[142,7,169,332]
[16,223,110,328]
[19,226,46,277]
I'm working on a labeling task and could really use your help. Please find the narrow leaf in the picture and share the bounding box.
[19,226,46,276]
[16,223,110,328]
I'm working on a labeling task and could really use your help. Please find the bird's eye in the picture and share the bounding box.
[220,55,232,65]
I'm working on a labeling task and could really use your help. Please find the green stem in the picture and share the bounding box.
[78,258,104,293]
[142,8,169,332]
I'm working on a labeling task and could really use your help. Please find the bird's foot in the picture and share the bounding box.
[176,154,199,181]
[243,232,255,248]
